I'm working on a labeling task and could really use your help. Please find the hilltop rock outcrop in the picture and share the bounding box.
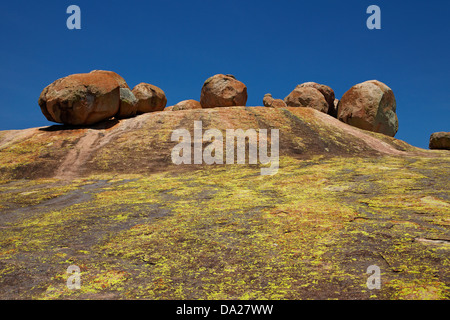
[263,94,287,108]
[200,74,247,108]
[38,72,121,126]
[338,80,398,137]
[429,132,450,150]
[38,71,403,141]
[132,83,167,114]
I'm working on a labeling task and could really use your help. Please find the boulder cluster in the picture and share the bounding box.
[265,79,399,137]
[39,72,448,150]
[38,71,399,136]
[38,70,167,126]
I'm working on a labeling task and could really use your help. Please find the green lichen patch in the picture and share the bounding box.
[0,154,449,299]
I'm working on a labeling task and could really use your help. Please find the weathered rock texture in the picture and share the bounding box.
[200,74,247,108]
[132,83,167,114]
[429,132,450,150]
[38,72,121,126]
[338,80,399,137]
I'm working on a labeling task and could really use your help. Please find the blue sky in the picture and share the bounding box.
[0,0,449,149]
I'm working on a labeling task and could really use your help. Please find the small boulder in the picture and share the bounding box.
[284,86,329,113]
[338,80,398,137]
[200,74,247,108]
[429,132,450,150]
[172,99,202,111]
[38,72,120,126]
[263,93,287,108]
[132,83,167,114]
[116,88,138,119]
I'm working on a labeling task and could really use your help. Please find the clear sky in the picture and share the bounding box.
[0,0,449,149]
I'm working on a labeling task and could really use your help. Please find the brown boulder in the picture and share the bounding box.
[90,70,129,89]
[338,80,398,137]
[200,74,247,108]
[263,94,287,108]
[38,72,120,126]
[429,132,450,150]
[284,86,329,113]
[172,99,202,111]
[298,82,335,116]
[116,88,138,119]
[132,83,167,114]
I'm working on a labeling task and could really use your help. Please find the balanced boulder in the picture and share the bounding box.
[338,80,398,137]
[171,99,202,111]
[38,72,120,126]
[429,132,450,150]
[132,83,167,114]
[200,74,247,108]
[116,88,138,119]
[263,93,287,108]
[284,86,329,113]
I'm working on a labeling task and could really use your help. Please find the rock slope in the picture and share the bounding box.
[0,105,448,300]
[0,107,429,180]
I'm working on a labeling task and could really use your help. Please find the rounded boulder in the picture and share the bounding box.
[172,99,202,111]
[429,132,450,150]
[200,74,247,108]
[298,82,335,116]
[338,80,398,137]
[38,72,120,126]
[284,86,329,113]
[132,83,167,114]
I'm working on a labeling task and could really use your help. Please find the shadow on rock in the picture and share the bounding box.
[39,118,120,132]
